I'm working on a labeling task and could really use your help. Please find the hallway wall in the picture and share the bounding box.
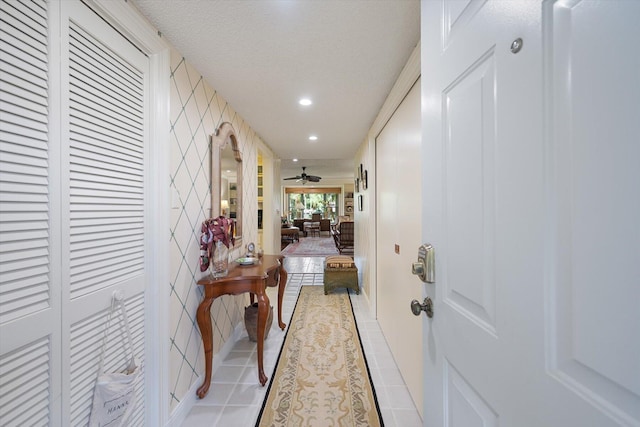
[353,43,420,315]
[353,142,374,298]
[168,47,269,413]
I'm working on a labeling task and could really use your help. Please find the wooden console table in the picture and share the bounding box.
[195,254,287,398]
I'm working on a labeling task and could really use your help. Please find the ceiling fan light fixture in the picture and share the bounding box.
[283,166,322,184]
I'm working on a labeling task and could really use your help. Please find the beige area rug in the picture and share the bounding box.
[280,236,339,257]
[256,286,383,426]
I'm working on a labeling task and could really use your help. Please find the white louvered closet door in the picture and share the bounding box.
[1,1,149,425]
[62,3,148,425]
[0,1,59,425]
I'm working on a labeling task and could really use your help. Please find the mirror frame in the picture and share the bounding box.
[211,122,242,246]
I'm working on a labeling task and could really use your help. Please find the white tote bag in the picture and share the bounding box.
[89,297,140,427]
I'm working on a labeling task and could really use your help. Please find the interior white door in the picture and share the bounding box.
[61,3,149,424]
[0,1,61,424]
[376,79,423,416]
[0,2,149,425]
[421,1,639,426]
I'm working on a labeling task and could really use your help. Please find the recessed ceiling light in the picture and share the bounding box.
[309,135,318,141]
[292,158,298,162]
[299,98,312,106]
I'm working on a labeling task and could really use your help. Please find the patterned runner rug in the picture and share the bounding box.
[256,286,383,426]
[280,236,339,257]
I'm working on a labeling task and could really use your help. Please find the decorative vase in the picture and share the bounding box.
[244,303,273,342]
[211,239,228,278]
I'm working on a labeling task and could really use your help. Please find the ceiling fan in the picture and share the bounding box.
[283,166,321,184]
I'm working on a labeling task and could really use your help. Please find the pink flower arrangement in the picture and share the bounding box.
[199,216,235,272]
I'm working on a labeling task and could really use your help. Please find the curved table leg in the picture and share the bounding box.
[196,296,215,398]
[256,290,269,386]
[277,264,288,330]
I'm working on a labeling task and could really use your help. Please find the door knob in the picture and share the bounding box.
[411,297,434,318]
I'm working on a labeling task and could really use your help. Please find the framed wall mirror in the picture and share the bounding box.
[211,122,242,246]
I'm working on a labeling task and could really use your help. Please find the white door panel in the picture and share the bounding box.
[443,49,497,335]
[422,0,639,426]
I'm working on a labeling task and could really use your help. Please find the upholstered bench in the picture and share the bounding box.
[324,255,359,295]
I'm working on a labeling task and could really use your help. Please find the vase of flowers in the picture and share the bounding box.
[199,216,236,278]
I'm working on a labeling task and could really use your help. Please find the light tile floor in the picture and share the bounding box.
[182,257,422,426]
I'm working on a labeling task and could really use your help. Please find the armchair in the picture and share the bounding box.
[331,221,354,254]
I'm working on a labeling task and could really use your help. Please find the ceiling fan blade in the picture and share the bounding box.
[284,167,322,183]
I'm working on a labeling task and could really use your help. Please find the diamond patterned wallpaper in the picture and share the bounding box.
[168,47,262,411]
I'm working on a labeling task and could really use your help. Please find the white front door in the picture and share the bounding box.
[421,1,639,426]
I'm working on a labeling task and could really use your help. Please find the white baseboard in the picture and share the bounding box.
[167,322,246,426]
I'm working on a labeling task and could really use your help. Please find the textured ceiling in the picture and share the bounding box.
[132,0,420,179]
